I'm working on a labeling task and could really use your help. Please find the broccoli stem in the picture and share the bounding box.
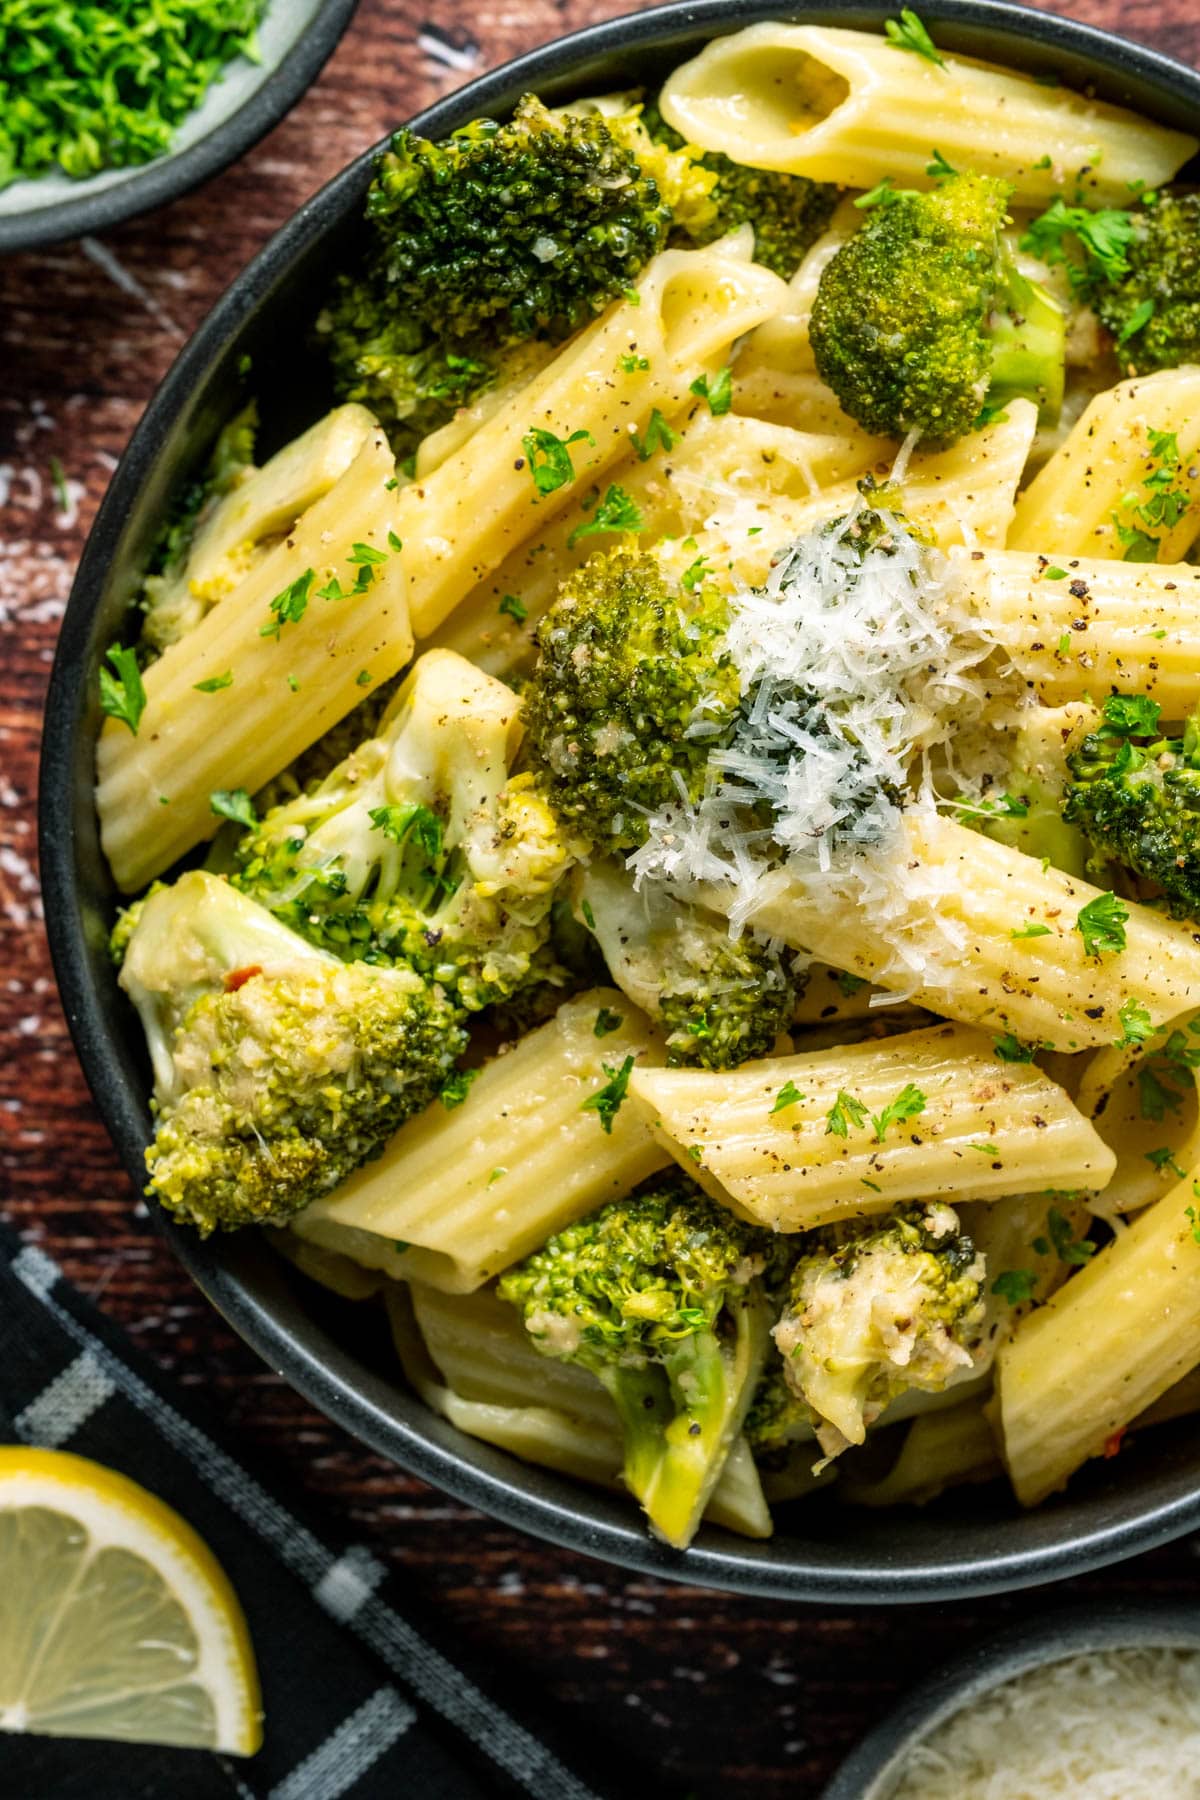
[639,1288,771,1550]
[599,1363,675,1501]
[987,270,1065,424]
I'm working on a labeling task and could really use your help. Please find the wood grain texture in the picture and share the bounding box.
[2,4,1199,1792]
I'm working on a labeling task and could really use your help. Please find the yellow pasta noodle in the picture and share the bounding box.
[961,549,1200,715]
[628,1021,1114,1232]
[1075,1022,1200,1218]
[839,1399,1002,1507]
[97,429,410,893]
[288,990,669,1291]
[995,1173,1200,1504]
[728,811,1200,1050]
[659,24,1196,203]
[388,1282,772,1537]
[1008,367,1200,560]
[396,242,788,639]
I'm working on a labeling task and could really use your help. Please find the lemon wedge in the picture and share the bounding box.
[0,1446,262,1755]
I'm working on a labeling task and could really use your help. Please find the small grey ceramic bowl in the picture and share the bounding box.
[823,1603,1200,1797]
[39,0,1200,1599]
[0,0,359,254]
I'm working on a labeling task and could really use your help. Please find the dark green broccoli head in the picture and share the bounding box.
[1093,194,1200,375]
[319,96,670,447]
[1065,694,1200,918]
[522,549,741,850]
[499,1175,774,1546]
[810,172,1064,444]
[657,922,794,1069]
[774,1202,985,1455]
[118,873,466,1234]
[639,99,838,278]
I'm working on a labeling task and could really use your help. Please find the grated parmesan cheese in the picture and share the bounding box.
[891,1647,1200,1799]
[627,503,1005,938]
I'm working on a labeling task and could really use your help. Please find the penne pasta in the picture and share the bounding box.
[288,991,669,1291]
[838,1399,1003,1507]
[396,242,789,639]
[1007,367,1200,561]
[97,429,411,893]
[995,1173,1200,1504]
[961,549,1200,715]
[726,811,1200,1051]
[1075,1021,1200,1218]
[659,24,1196,203]
[628,1021,1115,1232]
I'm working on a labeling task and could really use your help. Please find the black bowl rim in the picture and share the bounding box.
[0,0,359,255]
[39,0,1200,1602]
[821,1600,1200,1797]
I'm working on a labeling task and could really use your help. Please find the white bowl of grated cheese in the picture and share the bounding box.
[823,1605,1200,1799]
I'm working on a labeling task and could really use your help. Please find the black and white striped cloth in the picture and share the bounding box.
[0,1223,643,1800]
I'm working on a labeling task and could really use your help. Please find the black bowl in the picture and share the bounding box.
[822,1602,1200,1796]
[40,0,1200,1601]
[0,0,359,254]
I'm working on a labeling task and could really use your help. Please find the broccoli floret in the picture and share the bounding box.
[117,871,465,1234]
[743,1357,816,1459]
[499,1176,775,1547]
[318,96,673,450]
[954,704,1095,879]
[231,651,576,1012]
[1096,195,1200,373]
[575,858,795,1067]
[637,100,838,278]
[522,549,740,850]
[1065,694,1200,918]
[810,172,1065,445]
[773,1202,986,1459]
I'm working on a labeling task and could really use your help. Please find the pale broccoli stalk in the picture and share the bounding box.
[499,1177,774,1548]
[573,858,795,1068]
[231,648,576,1012]
[773,1202,986,1460]
[954,702,1098,879]
[117,871,465,1234]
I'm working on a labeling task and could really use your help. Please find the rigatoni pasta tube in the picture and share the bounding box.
[288,990,669,1292]
[1075,1027,1200,1219]
[960,549,1200,716]
[96,429,410,893]
[995,1175,1200,1505]
[628,1022,1115,1232]
[728,811,1200,1051]
[1008,367,1200,561]
[395,242,789,638]
[388,1283,772,1537]
[659,24,1197,203]
[839,1400,1002,1508]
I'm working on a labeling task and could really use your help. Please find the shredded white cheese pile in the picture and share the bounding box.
[892,1646,1200,1800]
[627,505,1000,933]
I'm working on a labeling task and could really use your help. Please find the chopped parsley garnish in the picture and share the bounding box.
[631,407,676,461]
[439,1069,478,1111]
[368,802,443,860]
[1020,198,1138,292]
[1044,566,1068,579]
[581,899,596,930]
[968,1142,1000,1156]
[1116,996,1155,1049]
[993,1267,1043,1310]
[871,1083,927,1143]
[98,643,146,736]
[522,427,593,495]
[351,541,387,565]
[1146,1146,1186,1177]
[1033,1205,1095,1265]
[488,1167,507,1186]
[1186,1199,1200,1245]
[593,1007,624,1038]
[567,483,645,548]
[837,971,868,998]
[193,670,233,693]
[1011,922,1051,939]
[356,669,372,686]
[387,530,403,552]
[260,567,315,639]
[1075,890,1128,958]
[689,367,733,417]
[824,1089,868,1138]
[681,555,711,593]
[771,1079,805,1116]
[1116,296,1156,350]
[618,352,650,373]
[854,178,897,211]
[994,1033,1035,1063]
[581,1055,636,1133]
[499,592,528,624]
[992,1268,1038,1305]
[210,788,257,829]
[925,148,956,179]
[1111,428,1191,563]
[1100,692,1163,737]
[883,9,945,65]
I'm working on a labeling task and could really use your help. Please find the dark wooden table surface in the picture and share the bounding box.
[4,2,1200,1793]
